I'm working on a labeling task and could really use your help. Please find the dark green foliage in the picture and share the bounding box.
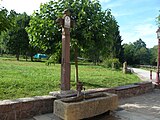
[123,39,150,65]
[150,45,157,65]
[6,12,30,60]
[26,1,62,54]
[0,7,13,34]
[123,43,135,65]
[45,51,61,65]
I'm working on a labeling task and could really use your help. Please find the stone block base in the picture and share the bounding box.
[54,92,118,120]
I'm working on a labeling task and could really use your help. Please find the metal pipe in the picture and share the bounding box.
[150,70,152,80]
[156,39,160,84]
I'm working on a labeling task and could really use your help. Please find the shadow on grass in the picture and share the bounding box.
[70,62,99,66]
[1,57,47,63]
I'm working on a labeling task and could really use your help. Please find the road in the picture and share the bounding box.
[132,68,156,82]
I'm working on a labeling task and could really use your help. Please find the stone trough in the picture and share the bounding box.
[54,92,118,120]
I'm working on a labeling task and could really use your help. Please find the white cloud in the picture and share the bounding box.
[121,23,158,48]
[112,11,133,17]
[1,0,48,14]
[134,24,157,37]
[106,2,122,9]
[101,0,128,9]
[134,24,158,48]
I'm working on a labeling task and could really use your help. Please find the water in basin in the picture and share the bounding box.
[61,92,108,103]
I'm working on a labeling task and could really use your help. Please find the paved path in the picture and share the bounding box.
[118,89,160,120]
[132,68,156,82]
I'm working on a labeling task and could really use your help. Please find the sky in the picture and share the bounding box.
[0,0,160,48]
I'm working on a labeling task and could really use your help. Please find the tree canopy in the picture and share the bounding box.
[7,12,30,60]
[26,0,123,64]
[150,45,157,65]
[123,39,150,65]
[0,10,32,60]
[1,1,159,66]
[0,7,13,34]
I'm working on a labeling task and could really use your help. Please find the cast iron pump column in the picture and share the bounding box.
[57,9,74,91]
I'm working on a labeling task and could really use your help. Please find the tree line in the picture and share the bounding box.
[124,39,157,66]
[0,0,159,67]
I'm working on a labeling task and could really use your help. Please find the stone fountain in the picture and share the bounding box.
[54,85,118,120]
[54,9,118,120]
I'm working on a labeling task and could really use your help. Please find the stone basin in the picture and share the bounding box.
[54,92,118,120]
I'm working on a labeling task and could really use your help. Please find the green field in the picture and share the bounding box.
[0,57,141,100]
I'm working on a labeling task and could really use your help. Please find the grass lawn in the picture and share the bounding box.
[0,57,141,100]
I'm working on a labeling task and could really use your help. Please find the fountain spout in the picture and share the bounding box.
[83,87,86,100]
[76,82,83,97]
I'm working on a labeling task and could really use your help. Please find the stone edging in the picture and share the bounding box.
[0,81,153,120]
[0,96,56,120]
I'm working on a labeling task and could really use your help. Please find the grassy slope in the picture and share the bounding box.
[0,57,141,100]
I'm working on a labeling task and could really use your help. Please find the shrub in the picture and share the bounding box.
[103,58,121,69]
[45,53,60,66]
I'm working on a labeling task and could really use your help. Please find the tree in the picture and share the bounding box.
[0,10,17,55]
[133,39,149,64]
[133,38,146,49]
[134,47,149,65]
[27,0,123,64]
[0,8,15,55]
[6,12,30,60]
[0,7,12,34]
[150,45,157,65]
[123,39,150,65]
[26,1,61,55]
[0,32,8,55]
[123,43,135,65]
[105,14,123,62]
[81,9,123,64]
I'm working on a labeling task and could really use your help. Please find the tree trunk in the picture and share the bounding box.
[30,53,33,62]
[16,54,19,61]
[25,52,28,61]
